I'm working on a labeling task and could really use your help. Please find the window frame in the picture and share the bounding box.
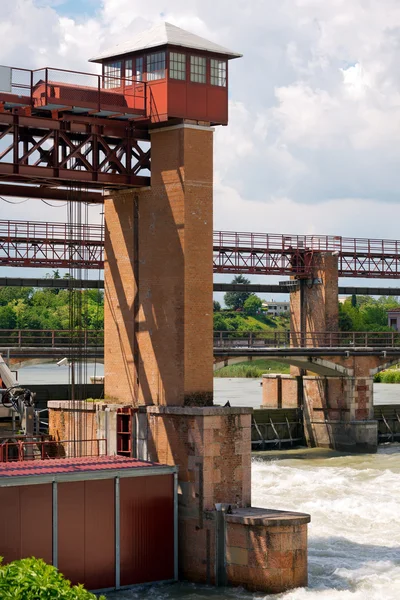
[146,51,166,81]
[210,58,227,87]
[190,55,207,84]
[169,51,186,81]
[103,60,122,89]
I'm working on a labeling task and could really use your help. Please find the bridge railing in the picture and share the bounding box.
[0,329,400,350]
[0,329,104,349]
[213,330,400,348]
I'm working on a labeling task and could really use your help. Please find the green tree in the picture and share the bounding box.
[213,300,221,312]
[224,275,253,310]
[351,294,357,308]
[0,305,16,329]
[213,313,228,331]
[243,295,262,316]
[0,287,32,306]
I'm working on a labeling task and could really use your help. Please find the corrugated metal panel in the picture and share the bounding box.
[120,474,174,586]
[58,479,115,590]
[84,479,115,590]
[0,487,20,563]
[58,481,85,585]
[20,484,52,563]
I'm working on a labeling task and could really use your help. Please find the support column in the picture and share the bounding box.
[104,124,214,406]
[290,253,339,349]
[302,376,377,452]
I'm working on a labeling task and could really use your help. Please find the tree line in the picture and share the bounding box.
[214,276,400,332]
[0,272,103,330]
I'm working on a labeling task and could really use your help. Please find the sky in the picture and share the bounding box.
[1,0,400,299]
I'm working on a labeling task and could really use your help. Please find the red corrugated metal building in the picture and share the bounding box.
[0,456,177,592]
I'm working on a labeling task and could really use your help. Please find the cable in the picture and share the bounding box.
[41,200,68,207]
[0,196,29,204]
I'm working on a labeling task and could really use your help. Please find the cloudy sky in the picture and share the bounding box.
[1,0,400,293]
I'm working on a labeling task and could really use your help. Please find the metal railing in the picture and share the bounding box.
[0,438,107,462]
[4,220,400,277]
[1,65,147,116]
[0,329,399,350]
[0,329,104,348]
[213,330,400,348]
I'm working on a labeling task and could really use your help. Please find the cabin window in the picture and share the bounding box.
[190,55,206,83]
[136,57,144,81]
[170,52,186,80]
[125,58,143,83]
[147,52,166,81]
[210,59,227,87]
[104,61,122,88]
[125,59,133,83]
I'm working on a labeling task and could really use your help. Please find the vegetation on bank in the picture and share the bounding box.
[338,294,399,332]
[374,369,400,383]
[0,557,104,599]
[214,359,290,378]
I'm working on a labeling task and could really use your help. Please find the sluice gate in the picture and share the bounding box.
[252,405,400,450]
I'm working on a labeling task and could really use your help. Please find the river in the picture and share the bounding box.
[15,367,400,598]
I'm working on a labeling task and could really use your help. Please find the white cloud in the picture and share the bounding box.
[1,0,400,246]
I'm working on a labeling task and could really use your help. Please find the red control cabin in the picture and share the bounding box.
[90,21,242,126]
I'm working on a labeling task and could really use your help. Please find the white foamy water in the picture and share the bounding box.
[251,447,400,599]
[108,446,400,600]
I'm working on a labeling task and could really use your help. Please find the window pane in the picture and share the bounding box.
[210,59,227,87]
[190,56,206,83]
[104,61,122,89]
[170,51,186,80]
[147,52,166,81]
[136,57,143,81]
[125,59,133,84]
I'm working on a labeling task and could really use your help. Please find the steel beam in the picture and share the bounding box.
[0,278,400,295]
[0,184,103,202]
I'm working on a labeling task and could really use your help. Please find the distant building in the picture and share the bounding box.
[262,300,290,317]
[388,308,400,331]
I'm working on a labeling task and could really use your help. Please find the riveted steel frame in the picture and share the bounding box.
[0,112,150,193]
[2,222,400,278]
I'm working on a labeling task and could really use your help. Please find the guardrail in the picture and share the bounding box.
[1,65,146,116]
[0,329,104,348]
[213,330,400,348]
[0,437,107,462]
[0,329,399,350]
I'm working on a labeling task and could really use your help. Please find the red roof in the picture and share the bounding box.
[0,456,172,479]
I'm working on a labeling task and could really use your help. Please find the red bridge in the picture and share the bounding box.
[1,219,400,278]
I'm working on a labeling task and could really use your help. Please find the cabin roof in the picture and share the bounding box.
[90,21,242,63]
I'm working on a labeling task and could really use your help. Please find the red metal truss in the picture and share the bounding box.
[213,231,400,279]
[0,220,103,270]
[0,113,150,193]
[2,223,400,278]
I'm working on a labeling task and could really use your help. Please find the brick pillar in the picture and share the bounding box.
[302,376,377,452]
[290,253,339,348]
[104,124,213,406]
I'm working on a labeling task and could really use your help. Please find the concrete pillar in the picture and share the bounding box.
[104,124,213,406]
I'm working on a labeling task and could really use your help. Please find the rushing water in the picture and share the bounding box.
[106,445,400,600]
[14,367,400,598]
